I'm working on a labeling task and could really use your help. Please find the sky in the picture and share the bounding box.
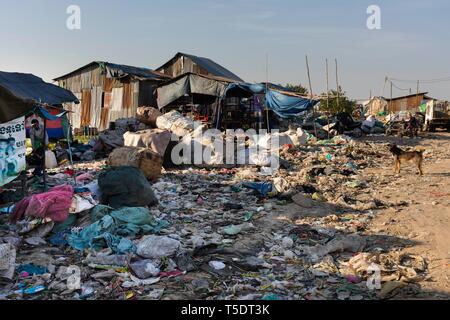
[1,0,449,100]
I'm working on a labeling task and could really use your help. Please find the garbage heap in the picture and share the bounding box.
[0,108,428,300]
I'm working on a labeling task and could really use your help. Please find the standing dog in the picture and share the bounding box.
[389,144,424,176]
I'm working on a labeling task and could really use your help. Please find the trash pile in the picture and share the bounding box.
[0,108,428,301]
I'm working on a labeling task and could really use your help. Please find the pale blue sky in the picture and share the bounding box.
[1,0,449,100]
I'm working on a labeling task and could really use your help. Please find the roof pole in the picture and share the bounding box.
[416,80,420,112]
[326,58,330,139]
[42,114,47,192]
[305,55,317,137]
[335,59,340,111]
[265,53,270,133]
[390,80,393,112]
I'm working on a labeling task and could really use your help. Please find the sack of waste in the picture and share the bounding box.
[108,147,163,182]
[98,166,158,208]
[123,129,171,157]
[136,106,162,127]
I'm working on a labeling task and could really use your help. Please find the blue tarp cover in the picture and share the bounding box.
[223,82,318,119]
[35,106,68,121]
[265,89,318,119]
[224,83,266,97]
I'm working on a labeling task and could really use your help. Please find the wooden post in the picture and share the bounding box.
[42,116,47,192]
[390,81,393,112]
[416,80,420,112]
[66,123,77,186]
[335,59,340,110]
[265,53,270,132]
[305,55,317,137]
[326,59,330,138]
[326,59,330,112]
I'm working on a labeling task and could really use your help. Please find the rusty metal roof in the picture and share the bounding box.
[54,61,171,81]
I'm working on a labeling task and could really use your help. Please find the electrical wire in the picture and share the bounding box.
[389,76,450,84]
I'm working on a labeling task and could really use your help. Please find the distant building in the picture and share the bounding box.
[156,52,244,83]
[385,92,434,113]
[364,97,388,115]
[54,62,170,131]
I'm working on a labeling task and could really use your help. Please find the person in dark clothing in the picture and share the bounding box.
[29,119,48,176]
[407,113,419,137]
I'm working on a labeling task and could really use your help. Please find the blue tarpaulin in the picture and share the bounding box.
[224,83,266,97]
[265,89,318,119]
[35,106,68,121]
[223,82,318,119]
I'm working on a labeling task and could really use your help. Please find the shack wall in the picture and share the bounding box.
[58,66,158,131]
[387,94,425,113]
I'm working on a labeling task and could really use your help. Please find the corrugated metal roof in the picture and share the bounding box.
[157,52,244,82]
[0,71,79,105]
[54,61,171,81]
[384,92,429,101]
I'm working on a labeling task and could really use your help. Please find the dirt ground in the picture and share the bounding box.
[362,132,450,299]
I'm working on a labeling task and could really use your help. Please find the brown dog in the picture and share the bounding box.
[389,145,424,175]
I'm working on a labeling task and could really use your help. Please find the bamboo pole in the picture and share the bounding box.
[335,59,340,110]
[416,80,420,112]
[390,81,393,112]
[326,59,330,138]
[265,53,270,133]
[42,116,47,192]
[305,55,317,137]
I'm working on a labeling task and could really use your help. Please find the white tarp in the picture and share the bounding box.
[0,116,26,186]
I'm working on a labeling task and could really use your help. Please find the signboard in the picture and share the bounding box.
[0,116,26,186]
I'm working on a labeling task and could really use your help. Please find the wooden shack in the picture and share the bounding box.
[54,62,171,131]
[156,52,243,82]
[385,92,433,113]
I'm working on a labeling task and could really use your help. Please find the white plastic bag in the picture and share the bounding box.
[45,150,58,169]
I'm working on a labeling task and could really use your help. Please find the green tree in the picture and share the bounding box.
[284,84,309,96]
[320,88,356,115]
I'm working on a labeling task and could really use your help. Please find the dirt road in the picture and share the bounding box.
[362,132,450,299]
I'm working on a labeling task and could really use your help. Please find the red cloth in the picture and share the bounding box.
[11,185,74,223]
